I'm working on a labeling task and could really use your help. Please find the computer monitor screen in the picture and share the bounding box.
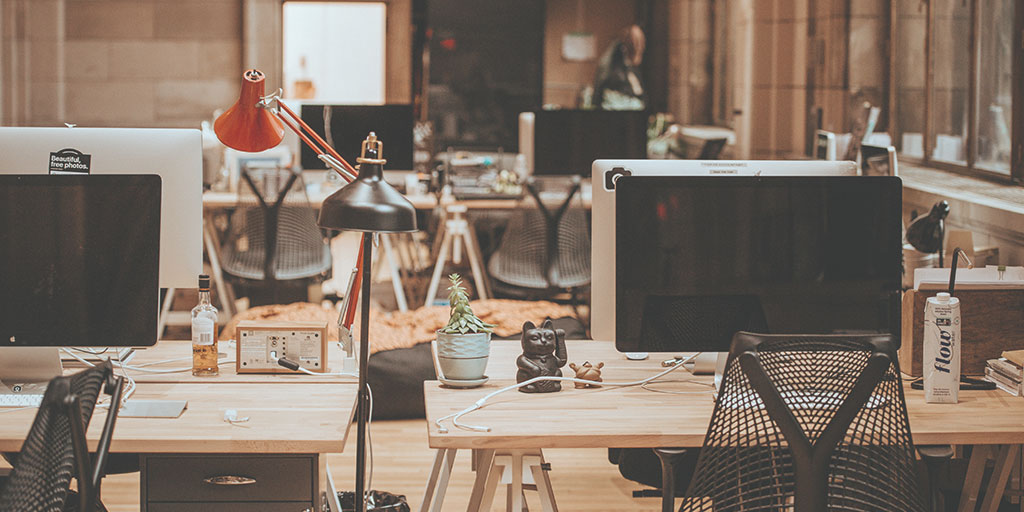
[0,175,161,347]
[533,110,647,176]
[589,159,859,342]
[0,127,201,289]
[299,104,415,170]
[615,176,902,353]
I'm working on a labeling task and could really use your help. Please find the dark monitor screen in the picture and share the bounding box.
[533,110,647,176]
[615,176,902,353]
[0,175,161,347]
[300,104,415,171]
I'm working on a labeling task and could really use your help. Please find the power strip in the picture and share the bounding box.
[235,321,328,374]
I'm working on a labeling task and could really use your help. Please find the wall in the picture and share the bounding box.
[1,0,243,128]
[1,0,413,129]
[743,0,888,159]
[542,0,637,108]
[667,0,713,125]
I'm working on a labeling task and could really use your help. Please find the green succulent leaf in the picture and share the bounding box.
[441,273,493,334]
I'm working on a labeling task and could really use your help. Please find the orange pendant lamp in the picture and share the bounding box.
[214,70,285,152]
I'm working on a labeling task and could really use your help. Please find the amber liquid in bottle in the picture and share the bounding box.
[191,275,219,376]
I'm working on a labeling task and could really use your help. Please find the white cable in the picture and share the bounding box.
[434,358,708,433]
[292,364,358,378]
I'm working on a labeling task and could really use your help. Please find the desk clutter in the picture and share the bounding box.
[900,266,1024,378]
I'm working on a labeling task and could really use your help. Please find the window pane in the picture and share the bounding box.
[282,2,386,103]
[930,0,970,165]
[894,0,926,158]
[975,0,1014,174]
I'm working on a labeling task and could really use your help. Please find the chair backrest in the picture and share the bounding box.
[0,362,122,512]
[487,178,590,290]
[221,167,330,281]
[683,333,923,512]
[697,137,728,160]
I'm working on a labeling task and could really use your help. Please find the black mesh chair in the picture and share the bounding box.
[681,332,924,512]
[487,177,590,309]
[611,294,768,511]
[220,167,332,302]
[0,361,124,512]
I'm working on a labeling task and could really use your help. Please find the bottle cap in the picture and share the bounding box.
[936,292,951,302]
[198,274,211,289]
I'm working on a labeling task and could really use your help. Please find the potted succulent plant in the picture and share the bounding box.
[432,274,495,386]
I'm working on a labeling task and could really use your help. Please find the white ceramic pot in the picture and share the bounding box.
[434,330,491,381]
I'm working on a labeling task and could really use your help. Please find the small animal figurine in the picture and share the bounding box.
[516,319,567,393]
[569,361,604,388]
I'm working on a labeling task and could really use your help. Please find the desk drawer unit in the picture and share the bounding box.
[140,454,319,511]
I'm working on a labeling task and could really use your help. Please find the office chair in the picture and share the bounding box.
[487,177,590,315]
[0,361,124,512]
[681,332,925,512]
[611,295,768,512]
[220,167,332,304]
[697,138,728,160]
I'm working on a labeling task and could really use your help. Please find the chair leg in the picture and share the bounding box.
[653,448,689,512]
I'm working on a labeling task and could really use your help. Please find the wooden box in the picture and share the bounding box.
[235,321,328,374]
[900,289,1024,377]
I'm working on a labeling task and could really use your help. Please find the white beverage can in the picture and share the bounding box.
[923,292,960,403]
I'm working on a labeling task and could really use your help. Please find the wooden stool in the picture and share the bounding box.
[420,448,558,512]
[424,205,490,306]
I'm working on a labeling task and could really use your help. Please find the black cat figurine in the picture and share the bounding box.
[516,319,567,393]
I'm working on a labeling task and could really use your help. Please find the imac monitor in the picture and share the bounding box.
[0,127,201,289]
[0,175,161,347]
[614,176,903,352]
[532,110,647,176]
[590,159,859,342]
[299,104,415,171]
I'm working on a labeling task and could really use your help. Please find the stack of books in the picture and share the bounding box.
[985,350,1024,396]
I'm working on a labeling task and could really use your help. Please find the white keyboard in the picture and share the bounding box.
[0,394,43,408]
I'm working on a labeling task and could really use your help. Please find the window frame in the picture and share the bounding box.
[889,0,1024,185]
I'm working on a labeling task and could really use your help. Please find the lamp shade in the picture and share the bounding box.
[214,69,285,152]
[318,134,417,233]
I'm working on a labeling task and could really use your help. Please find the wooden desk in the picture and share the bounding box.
[5,341,357,511]
[203,187,592,211]
[423,340,1024,512]
[426,340,1024,448]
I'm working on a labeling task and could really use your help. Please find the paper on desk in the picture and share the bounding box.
[914,265,1024,291]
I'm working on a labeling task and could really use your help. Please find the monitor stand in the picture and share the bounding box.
[684,352,729,391]
[0,347,63,394]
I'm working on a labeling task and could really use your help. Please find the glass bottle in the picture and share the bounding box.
[191,274,219,376]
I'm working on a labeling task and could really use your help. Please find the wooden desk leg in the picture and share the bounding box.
[467,449,496,512]
[380,234,409,312]
[508,451,524,512]
[421,448,457,512]
[527,452,558,512]
[960,445,992,512]
[981,445,1019,512]
[203,216,236,318]
[478,453,507,512]
[424,227,454,306]
[157,287,175,340]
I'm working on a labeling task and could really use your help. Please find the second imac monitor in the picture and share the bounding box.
[531,110,647,176]
[614,176,903,353]
[300,104,414,171]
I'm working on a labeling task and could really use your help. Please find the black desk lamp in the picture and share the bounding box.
[317,132,418,512]
[906,200,950,267]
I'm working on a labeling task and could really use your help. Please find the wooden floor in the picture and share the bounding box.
[97,418,664,512]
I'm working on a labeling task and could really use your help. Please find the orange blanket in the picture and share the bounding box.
[221,300,579,354]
